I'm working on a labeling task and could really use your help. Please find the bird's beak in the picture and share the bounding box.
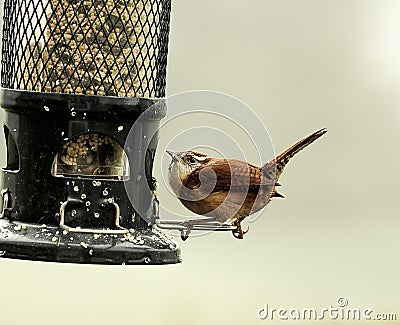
[166,150,180,162]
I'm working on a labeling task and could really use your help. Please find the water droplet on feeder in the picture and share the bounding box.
[143,135,147,139]
[63,230,68,235]
[0,251,6,256]
[44,106,50,111]
[80,242,88,249]
[13,128,16,132]
[85,201,91,207]
[71,111,76,117]
[81,194,86,199]
[117,125,124,132]
[52,236,58,242]
[73,186,79,192]
[89,249,93,256]
[102,189,108,196]
[127,146,132,152]
[144,257,151,264]
[94,212,100,218]
[61,131,65,136]
[13,224,22,231]
[71,210,77,216]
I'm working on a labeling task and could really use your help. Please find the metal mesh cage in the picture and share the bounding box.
[0,0,172,98]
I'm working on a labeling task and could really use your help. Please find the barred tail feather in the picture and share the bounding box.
[274,128,327,181]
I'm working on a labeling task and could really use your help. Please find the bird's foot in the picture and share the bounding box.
[232,220,249,239]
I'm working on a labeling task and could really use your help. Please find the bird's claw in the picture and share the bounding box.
[232,221,249,239]
[180,228,191,241]
[180,220,195,241]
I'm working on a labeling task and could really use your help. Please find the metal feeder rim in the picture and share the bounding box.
[0,88,167,118]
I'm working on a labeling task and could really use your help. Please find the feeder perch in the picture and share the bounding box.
[0,0,181,264]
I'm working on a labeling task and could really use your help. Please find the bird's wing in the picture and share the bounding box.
[186,159,272,193]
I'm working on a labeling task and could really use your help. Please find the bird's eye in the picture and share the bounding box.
[189,157,196,164]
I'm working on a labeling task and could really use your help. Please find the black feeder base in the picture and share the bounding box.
[0,90,181,265]
[0,219,180,265]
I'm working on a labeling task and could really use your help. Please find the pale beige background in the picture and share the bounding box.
[0,0,400,324]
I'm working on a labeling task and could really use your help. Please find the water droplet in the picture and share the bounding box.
[85,201,91,207]
[0,251,6,256]
[127,146,132,152]
[81,194,86,199]
[73,186,79,192]
[52,236,58,242]
[71,111,76,117]
[143,135,147,139]
[61,131,65,136]
[89,249,93,256]
[117,125,124,132]
[13,128,16,132]
[102,189,108,196]
[144,257,151,264]
[71,210,77,216]
[94,212,100,218]
[44,106,50,112]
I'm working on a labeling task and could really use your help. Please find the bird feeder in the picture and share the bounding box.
[0,0,181,264]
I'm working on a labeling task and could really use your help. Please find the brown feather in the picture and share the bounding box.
[273,128,327,181]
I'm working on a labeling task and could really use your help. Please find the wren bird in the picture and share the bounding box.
[167,128,327,240]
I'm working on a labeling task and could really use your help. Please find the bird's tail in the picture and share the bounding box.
[273,128,327,182]
[262,128,327,196]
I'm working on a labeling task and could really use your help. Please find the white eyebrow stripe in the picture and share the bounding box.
[195,155,208,161]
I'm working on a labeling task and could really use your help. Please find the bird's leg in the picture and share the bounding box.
[232,219,250,239]
[180,217,218,241]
